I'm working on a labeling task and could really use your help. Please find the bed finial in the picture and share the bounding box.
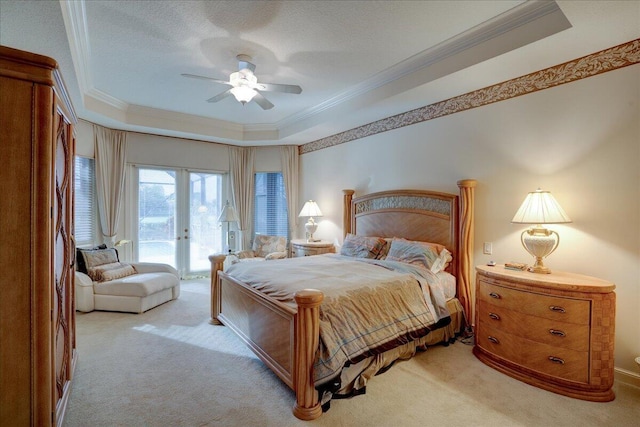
[343,189,355,238]
[457,179,477,326]
[293,289,324,420]
[208,254,226,325]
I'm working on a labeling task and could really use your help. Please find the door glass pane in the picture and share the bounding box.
[138,169,177,267]
[189,172,223,272]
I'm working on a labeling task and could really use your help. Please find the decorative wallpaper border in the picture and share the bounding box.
[299,39,640,155]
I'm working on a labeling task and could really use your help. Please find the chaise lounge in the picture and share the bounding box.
[75,246,180,314]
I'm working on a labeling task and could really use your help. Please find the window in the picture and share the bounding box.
[74,156,97,247]
[254,172,288,238]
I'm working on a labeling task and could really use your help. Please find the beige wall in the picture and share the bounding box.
[300,65,640,374]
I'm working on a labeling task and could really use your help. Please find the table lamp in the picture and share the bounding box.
[298,200,323,242]
[511,188,572,274]
[217,200,238,253]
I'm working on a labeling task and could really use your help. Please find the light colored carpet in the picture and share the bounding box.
[64,279,639,427]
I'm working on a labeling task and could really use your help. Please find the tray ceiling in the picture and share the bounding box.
[1,1,638,145]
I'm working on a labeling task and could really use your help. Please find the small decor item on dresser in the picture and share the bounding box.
[504,261,528,271]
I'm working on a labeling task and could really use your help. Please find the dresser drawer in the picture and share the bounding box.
[478,300,590,351]
[477,321,589,383]
[293,246,325,256]
[290,240,335,257]
[478,280,590,325]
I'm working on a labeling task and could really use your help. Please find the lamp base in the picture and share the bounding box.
[528,259,551,274]
[521,226,559,274]
[305,219,319,243]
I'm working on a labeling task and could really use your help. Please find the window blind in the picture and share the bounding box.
[254,172,288,239]
[74,156,96,246]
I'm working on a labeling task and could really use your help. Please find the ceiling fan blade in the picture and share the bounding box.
[181,73,232,86]
[256,82,302,94]
[206,90,232,103]
[252,92,274,110]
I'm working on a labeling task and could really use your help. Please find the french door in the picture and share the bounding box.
[135,167,225,277]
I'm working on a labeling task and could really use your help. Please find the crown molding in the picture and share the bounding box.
[59,0,92,94]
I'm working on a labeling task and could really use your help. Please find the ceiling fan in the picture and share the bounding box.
[181,54,302,110]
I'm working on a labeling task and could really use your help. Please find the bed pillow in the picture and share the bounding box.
[385,238,452,273]
[340,234,387,259]
[375,238,393,260]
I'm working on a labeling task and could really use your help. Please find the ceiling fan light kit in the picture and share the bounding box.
[229,68,258,104]
[182,54,302,110]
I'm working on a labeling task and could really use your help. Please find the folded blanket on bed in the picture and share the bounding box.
[225,254,451,386]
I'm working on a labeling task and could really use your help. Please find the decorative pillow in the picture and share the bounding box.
[386,238,452,273]
[252,235,287,258]
[87,262,136,282]
[76,244,108,274]
[265,251,287,260]
[375,238,393,260]
[340,234,387,259]
[81,248,119,270]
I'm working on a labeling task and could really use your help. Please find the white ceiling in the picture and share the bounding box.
[1,1,638,146]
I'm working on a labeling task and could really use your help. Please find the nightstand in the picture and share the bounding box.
[290,239,335,257]
[473,265,616,402]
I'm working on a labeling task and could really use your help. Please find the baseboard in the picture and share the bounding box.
[615,367,640,389]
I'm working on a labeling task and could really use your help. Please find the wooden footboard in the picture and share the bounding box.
[208,255,324,420]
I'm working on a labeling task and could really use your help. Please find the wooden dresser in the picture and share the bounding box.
[289,239,335,257]
[473,265,615,402]
[0,46,77,425]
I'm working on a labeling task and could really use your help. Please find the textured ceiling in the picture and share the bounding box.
[0,1,638,146]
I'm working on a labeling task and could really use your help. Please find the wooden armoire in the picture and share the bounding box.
[0,46,77,425]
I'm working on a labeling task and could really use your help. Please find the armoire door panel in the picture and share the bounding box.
[1,45,77,426]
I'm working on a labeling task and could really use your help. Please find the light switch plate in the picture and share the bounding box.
[483,242,492,255]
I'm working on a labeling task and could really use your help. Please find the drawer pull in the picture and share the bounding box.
[549,329,566,337]
[489,292,501,299]
[548,356,565,365]
[549,305,566,313]
[488,312,501,320]
[487,336,500,344]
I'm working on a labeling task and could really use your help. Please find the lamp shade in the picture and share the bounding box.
[217,200,239,223]
[511,189,572,224]
[298,200,323,218]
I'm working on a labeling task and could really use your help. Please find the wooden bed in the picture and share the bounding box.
[209,180,476,420]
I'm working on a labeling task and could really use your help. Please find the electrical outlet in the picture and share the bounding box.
[483,242,492,255]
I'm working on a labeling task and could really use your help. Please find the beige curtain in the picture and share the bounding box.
[94,125,127,247]
[280,145,299,240]
[229,146,255,250]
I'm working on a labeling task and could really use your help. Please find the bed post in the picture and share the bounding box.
[208,254,226,325]
[456,179,477,328]
[292,289,324,421]
[343,189,355,238]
